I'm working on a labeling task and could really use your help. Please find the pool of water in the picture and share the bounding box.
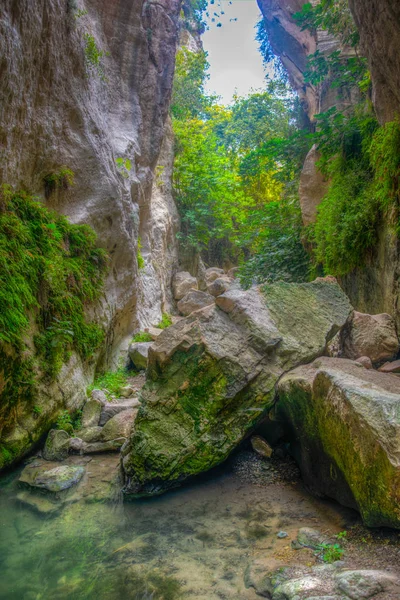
[0,451,351,600]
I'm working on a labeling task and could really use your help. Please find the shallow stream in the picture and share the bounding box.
[0,448,361,600]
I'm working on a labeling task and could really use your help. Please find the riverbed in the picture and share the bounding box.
[0,449,399,600]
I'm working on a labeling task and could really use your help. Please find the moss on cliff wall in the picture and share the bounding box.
[0,186,107,461]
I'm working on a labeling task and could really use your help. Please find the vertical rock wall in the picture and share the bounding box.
[0,0,182,468]
[0,0,181,359]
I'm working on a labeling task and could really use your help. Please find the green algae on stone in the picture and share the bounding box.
[122,281,352,496]
[276,357,400,529]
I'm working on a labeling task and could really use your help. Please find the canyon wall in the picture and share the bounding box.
[0,0,181,467]
[257,0,400,326]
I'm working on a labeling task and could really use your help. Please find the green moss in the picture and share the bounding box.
[137,238,145,270]
[0,185,107,437]
[156,312,173,329]
[88,368,129,398]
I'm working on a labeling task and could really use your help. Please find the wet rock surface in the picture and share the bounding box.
[2,448,400,599]
[19,463,85,493]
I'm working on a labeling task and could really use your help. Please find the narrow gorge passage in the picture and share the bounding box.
[1,1,400,599]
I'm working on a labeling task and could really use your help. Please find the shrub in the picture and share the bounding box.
[88,369,129,397]
[156,313,173,329]
[44,167,75,199]
[132,332,153,343]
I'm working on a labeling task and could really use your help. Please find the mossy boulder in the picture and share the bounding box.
[122,280,352,496]
[276,357,400,528]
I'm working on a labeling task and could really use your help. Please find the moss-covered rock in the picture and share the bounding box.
[276,357,400,528]
[122,280,352,496]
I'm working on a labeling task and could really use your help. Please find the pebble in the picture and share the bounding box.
[277,531,289,539]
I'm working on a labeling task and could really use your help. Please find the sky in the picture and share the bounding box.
[202,0,266,105]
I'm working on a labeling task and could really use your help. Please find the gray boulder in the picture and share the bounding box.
[172,271,198,300]
[277,357,400,528]
[78,426,103,443]
[101,408,137,442]
[43,429,70,461]
[177,289,215,316]
[81,399,102,428]
[122,279,352,496]
[204,267,225,284]
[19,463,85,493]
[90,389,108,405]
[335,570,400,599]
[207,276,232,297]
[129,342,152,370]
[100,397,141,426]
[341,311,399,363]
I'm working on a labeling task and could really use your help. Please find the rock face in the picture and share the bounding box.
[349,0,400,124]
[277,357,400,528]
[299,145,330,226]
[177,289,215,316]
[0,0,181,471]
[122,280,352,496]
[340,311,399,364]
[128,342,153,370]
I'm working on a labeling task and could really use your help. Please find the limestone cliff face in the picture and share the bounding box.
[349,0,400,124]
[0,0,181,356]
[0,0,181,467]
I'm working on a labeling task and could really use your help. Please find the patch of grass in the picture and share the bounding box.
[156,312,172,330]
[317,542,344,563]
[137,238,145,270]
[132,332,153,343]
[88,368,129,398]
[56,409,82,433]
[83,33,108,81]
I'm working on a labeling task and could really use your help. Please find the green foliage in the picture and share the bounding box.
[83,33,108,81]
[157,313,172,330]
[88,368,129,397]
[256,18,288,80]
[137,238,145,270]
[132,332,153,343]
[32,405,42,415]
[44,167,75,198]
[171,47,211,120]
[294,0,359,48]
[0,186,107,396]
[56,409,82,433]
[336,530,347,540]
[56,410,74,432]
[239,198,310,288]
[317,542,344,563]
[172,44,310,277]
[311,114,400,276]
[115,157,132,179]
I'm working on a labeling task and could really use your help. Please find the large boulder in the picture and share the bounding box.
[177,289,215,316]
[122,280,352,496]
[19,463,85,493]
[276,357,400,528]
[101,409,137,442]
[81,398,102,428]
[207,276,232,297]
[204,267,225,285]
[340,311,399,364]
[128,342,153,370]
[43,429,71,461]
[172,271,198,300]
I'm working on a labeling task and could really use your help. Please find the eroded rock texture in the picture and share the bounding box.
[0,0,181,469]
[122,280,352,496]
[349,0,400,124]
